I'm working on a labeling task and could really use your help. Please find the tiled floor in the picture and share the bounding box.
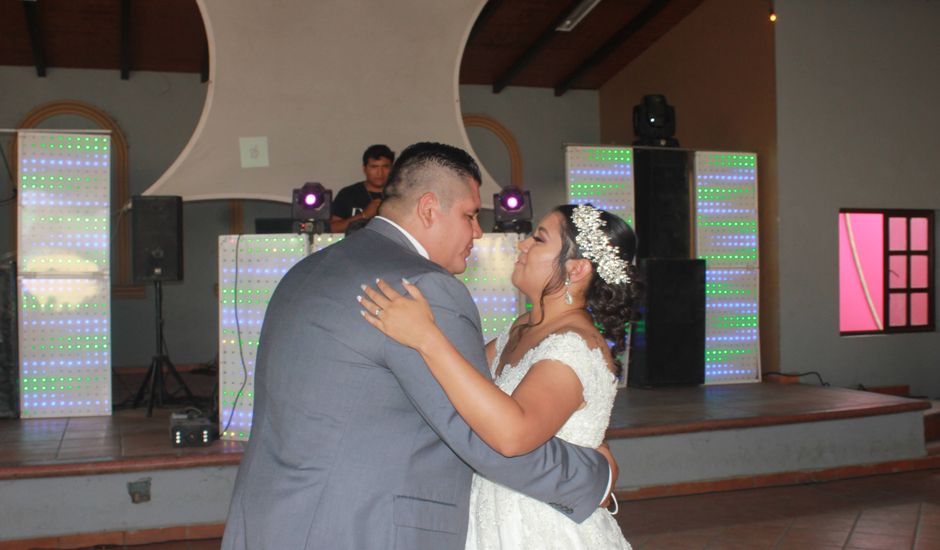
[68,470,940,550]
[616,470,940,549]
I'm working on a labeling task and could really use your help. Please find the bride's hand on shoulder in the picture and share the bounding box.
[358,278,435,350]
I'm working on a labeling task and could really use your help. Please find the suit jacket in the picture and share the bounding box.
[222,218,608,550]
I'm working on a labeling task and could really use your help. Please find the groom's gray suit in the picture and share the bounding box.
[222,218,609,550]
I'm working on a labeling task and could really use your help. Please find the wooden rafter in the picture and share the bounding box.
[553,0,670,96]
[21,0,47,77]
[492,0,583,94]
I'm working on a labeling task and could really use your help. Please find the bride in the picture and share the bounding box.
[359,203,639,549]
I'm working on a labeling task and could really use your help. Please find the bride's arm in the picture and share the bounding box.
[360,279,583,457]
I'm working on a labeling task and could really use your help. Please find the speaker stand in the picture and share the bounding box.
[132,280,195,417]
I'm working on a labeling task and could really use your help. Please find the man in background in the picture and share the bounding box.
[330,144,394,233]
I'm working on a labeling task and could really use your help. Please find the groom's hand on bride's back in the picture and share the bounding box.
[595,442,618,508]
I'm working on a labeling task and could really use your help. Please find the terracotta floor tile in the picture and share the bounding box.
[918,523,940,540]
[776,527,851,546]
[854,517,918,535]
[845,532,915,549]
[774,543,844,550]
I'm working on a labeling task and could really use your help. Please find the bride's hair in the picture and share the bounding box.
[512,204,641,372]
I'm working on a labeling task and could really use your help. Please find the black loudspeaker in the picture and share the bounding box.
[132,196,183,282]
[634,148,691,258]
[628,258,705,388]
[0,261,17,418]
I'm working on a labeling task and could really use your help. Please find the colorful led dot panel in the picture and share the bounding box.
[565,146,635,226]
[217,232,525,441]
[704,268,760,384]
[311,233,345,252]
[694,151,758,268]
[459,234,526,339]
[18,131,112,418]
[18,132,111,276]
[218,234,309,441]
[18,277,112,417]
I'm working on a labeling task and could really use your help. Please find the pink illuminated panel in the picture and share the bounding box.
[889,217,907,251]
[889,294,907,327]
[912,218,929,251]
[889,255,907,289]
[840,209,933,334]
[839,213,883,332]
[912,293,929,326]
[912,256,929,288]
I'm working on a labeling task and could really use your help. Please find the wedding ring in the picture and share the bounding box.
[375,308,382,317]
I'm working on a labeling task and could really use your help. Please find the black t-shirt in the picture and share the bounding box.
[331,181,383,219]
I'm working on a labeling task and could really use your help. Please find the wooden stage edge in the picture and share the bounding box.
[1,383,934,484]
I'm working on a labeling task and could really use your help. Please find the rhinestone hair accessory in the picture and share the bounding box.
[571,204,630,285]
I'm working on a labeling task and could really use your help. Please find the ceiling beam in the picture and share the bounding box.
[21,0,47,77]
[492,0,583,94]
[120,0,131,79]
[468,0,503,43]
[553,0,670,96]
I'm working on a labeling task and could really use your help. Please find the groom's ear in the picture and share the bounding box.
[565,258,593,284]
[415,191,439,228]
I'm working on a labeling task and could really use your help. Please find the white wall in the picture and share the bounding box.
[776,0,940,396]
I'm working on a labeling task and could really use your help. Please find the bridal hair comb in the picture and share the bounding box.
[571,204,630,285]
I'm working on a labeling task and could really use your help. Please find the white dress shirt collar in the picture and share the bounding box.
[374,216,429,260]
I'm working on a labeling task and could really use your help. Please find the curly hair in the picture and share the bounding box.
[511,204,642,373]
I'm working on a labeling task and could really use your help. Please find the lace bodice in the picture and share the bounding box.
[490,330,618,448]
[465,329,630,550]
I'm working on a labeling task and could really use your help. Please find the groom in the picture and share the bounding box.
[222,142,614,549]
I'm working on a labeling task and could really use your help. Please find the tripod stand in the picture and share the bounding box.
[132,280,195,417]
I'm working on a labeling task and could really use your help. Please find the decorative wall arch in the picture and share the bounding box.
[462,113,524,188]
[15,100,142,298]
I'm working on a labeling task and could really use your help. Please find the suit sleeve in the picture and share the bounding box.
[381,271,609,523]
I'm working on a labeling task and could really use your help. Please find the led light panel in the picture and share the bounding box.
[693,151,760,384]
[694,152,758,268]
[704,268,760,383]
[18,132,111,276]
[217,232,526,441]
[565,146,635,226]
[311,233,345,252]
[459,234,526,338]
[218,234,309,441]
[18,131,112,417]
[18,277,112,417]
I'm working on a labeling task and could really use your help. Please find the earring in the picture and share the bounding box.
[564,278,573,305]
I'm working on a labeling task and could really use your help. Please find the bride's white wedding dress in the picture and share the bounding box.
[465,330,632,550]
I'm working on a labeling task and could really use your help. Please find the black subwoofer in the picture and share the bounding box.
[132,196,183,282]
[628,258,706,388]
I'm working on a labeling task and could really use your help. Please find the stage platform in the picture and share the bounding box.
[0,382,937,546]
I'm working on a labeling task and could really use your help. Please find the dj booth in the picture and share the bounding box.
[217,233,524,441]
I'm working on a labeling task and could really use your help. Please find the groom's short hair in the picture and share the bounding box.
[381,142,481,215]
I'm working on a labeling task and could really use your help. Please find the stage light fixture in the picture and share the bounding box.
[292,182,332,234]
[170,409,216,448]
[493,186,532,234]
[633,94,679,147]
